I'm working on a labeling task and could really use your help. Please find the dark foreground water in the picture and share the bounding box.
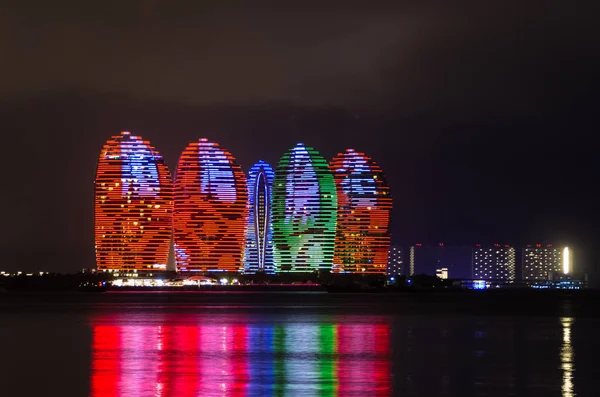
[1,291,599,396]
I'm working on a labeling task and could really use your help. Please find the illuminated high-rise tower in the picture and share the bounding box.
[330,149,392,273]
[173,139,248,272]
[472,244,516,281]
[94,131,173,272]
[522,244,563,281]
[387,246,404,277]
[272,143,337,272]
[244,160,275,274]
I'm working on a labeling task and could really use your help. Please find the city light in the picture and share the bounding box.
[473,245,516,281]
[523,245,562,281]
[94,131,173,273]
[272,143,337,272]
[436,268,449,280]
[245,161,275,274]
[173,139,248,273]
[88,133,584,288]
[473,280,487,290]
[90,316,391,395]
[330,149,392,274]
[387,246,404,277]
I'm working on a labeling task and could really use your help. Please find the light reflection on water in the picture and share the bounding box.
[3,302,598,397]
[561,317,575,397]
[90,314,390,397]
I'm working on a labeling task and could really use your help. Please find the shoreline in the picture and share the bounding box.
[2,289,600,318]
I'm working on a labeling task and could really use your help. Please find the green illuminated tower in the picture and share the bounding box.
[272,143,337,272]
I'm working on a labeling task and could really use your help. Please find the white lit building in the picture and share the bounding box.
[387,246,404,276]
[472,244,516,281]
[436,268,449,279]
[522,244,564,281]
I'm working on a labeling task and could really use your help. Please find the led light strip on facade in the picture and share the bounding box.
[173,138,248,272]
[272,143,337,272]
[330,149,392,274]
[244,161,275,274]
[94,131,173,272]
[94,135,399,276]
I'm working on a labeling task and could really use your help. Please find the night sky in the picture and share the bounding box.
[0,1,597,277]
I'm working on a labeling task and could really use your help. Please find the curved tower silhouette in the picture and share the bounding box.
[173,139,248,272]
[272,143,337,272]
[330,149,392,273]
[94,131,173,272]
[244,161,275,274]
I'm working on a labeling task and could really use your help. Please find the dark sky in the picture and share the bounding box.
[0,1,598,276]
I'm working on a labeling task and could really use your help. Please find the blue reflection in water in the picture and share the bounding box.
[246,325,275,396]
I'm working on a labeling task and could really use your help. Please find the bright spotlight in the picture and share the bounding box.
[563,247,570,275]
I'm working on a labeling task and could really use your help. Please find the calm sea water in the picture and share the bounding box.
[1,292,599,396]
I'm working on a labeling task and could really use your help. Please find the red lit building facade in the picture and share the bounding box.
[94,131,173,272]
[173,139,248,272]
[330,149,392,274]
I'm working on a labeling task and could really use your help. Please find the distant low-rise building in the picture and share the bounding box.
[436,268,449,279]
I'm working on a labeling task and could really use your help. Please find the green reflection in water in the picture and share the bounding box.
[273,325,286,397]
[319,324,338,397]
[271,323,339,396]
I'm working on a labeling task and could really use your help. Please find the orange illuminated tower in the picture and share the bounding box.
[94,131,173,272]
[173,139,248,272]
[330,149,392,274]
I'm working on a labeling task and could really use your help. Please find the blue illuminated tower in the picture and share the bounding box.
[244,161,275,273]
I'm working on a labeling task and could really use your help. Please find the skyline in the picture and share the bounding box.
[1,122,592,269]
[2,4,598,397]
[89,131,580,278]
[0,2,596,278]
[94,135,391,273]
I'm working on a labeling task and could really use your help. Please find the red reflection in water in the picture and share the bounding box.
[92,325,163,396]
[159,325,201,397]
[338,323,390,396]
[91,326,120,397]
[90,316,389,396]
[198,324,248,396]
